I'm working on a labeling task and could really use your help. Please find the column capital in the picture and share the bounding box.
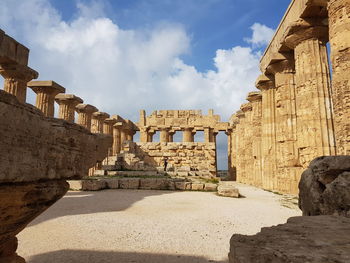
[256,75,275,91]
[240,103,252,113]
[246,91,262,102]
[104,118,117,125]
[236,110,245,119]
[0,63,38,81]
[27,80,65,95]
[75,104,98,114]
[92,111,110,120]
[55,94,83,105]
[284,18,329,49]
[266,59,295,75]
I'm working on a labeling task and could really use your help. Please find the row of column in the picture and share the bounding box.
[139,127,217,143]
[229,1,350,194]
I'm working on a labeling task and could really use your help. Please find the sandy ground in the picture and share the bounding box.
[17,183,301,263]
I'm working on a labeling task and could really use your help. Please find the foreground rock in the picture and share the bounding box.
[299,156,350,217]
[229,215,350,263]
[0,90,111,262]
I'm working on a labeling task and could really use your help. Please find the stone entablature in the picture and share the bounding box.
[138,109,229,143]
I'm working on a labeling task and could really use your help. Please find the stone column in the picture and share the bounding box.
[230,117,239,181]
[285,21,336,167]
[55,94,83,122]
[147,130,155,142]
[112,123,122,155]
[235,110,246,183]
[168,130,175,142]
[103,118,117,158]
[256,75,277,191]
[328,0,350,155]
[204,127,215,143]
[267,58,302,194]
[126,130,135,142]
[28,81,65,117]
[160,127,170,143]
[240,103,253,185]
[247,92,263,188]
[140,127,149,142]
[91,112,110,134]
[120,127,127,146]
[75,104,98,131]
[226,129,233,180]
[0,64,38,103]
[183,127,194,142]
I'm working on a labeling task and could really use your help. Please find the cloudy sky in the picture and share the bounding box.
[0,0,290,168]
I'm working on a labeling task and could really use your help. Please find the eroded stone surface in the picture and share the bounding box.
[299,156,350,217]
[229,215,350,263]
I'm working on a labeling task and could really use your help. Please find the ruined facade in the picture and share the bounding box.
[228,0,350,195]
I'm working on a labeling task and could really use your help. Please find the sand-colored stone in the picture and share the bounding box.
[75,104,98,131]
[55,94,83,122]
[27,81,65,117]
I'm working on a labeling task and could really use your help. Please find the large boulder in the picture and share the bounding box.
[229,215,350,263]
[299,156,350,217]
[217,182,239,198]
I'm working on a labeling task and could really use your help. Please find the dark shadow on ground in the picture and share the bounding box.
[28,249,228,263]
[28,189,175,226]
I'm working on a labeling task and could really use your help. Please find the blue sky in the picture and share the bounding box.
[0,0,291,169]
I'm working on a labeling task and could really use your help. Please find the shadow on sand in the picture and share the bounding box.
[28,249,228,263]
[28,189,175,226]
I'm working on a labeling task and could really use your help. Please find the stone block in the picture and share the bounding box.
[68,180,83,190]
[204,183,218,191]
[140,178,168,190]
[102,178,119,189]
[217,184,239,198]
[191,183,204,191]
[175,181,191,190]
[167,180,176,190]
[93,170,106,176]
[81,179,107,191]
[119,178,140,189]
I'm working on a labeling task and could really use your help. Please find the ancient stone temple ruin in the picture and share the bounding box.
[105,110,229,177]
[227,0,350,195]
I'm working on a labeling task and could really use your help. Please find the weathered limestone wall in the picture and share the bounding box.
[117,141,217,177]
[230,0,350,195]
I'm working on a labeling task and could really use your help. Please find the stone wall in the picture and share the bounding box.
[115,141,217,177]
[228,0,350,195]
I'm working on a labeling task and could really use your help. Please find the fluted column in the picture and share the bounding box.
[183,127,194,142]
[28,81,65,117]
[240,103,253,185]
[75,104,98,131]
[168,130,175,142]
[112,123,122,155]
[91,112,110,134]
[55,94,83,122]
[285,21,336,167]
[0,64,38,103]
[126,130,135,142]
[235,110,246,183]
[140,127,149,142]
[204,127,215,143]
[247,92,263,188]
[160,127,170,143]
[103,118,117,157]
[328,0,350,155]
[256,75,277,191]
[267,59,301,193]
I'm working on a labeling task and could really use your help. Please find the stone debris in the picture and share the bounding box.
[217,183,240,198]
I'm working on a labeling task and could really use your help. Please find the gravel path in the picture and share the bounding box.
[17,183,301,263]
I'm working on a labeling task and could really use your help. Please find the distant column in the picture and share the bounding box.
[160,127,169,143]
[28,81,65,117]
[91,112,110,134]
[183,127,194,142]
[75,104,98,131]
[0,64,38,103]
[112,123,122,155]
[55,94,83,122]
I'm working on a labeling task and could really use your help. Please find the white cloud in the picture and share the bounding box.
[0,0,274,169]
[244,23,275,47]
